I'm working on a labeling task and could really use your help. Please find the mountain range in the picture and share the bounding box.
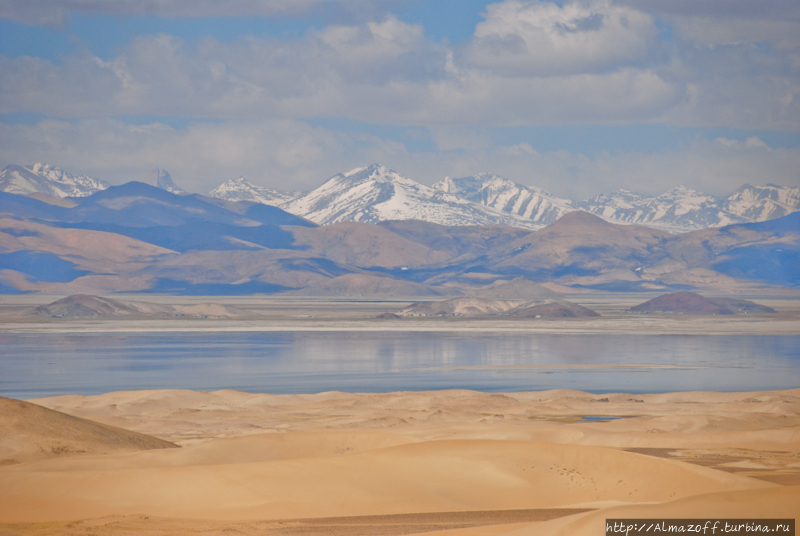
[208,164,799,233]
[0,164,110,198]
[0,180,797,295]
[2,162,799,234]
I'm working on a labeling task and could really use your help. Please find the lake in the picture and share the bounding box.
[1,331,798,399]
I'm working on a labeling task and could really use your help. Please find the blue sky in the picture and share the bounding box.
[1,0,798,198]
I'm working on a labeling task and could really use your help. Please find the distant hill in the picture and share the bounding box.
[511,301,599,318]
[400,298,522,316]
[627,292,775,315]
[1,185,797,294]
[399,297,599,318]
[32,295,148,317]
[28,295,251,318]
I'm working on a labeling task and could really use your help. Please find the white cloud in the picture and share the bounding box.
[467,0,660,75]
[715,136,771,150]
[745,136,770,149]
[0,0,799,193]
[0,20,679,126]
[2,2,797,130]
[0,117,408,193]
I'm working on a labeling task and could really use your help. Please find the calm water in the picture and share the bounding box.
[1,332,798,399]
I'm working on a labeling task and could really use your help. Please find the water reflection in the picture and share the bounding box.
[0,332,797,399]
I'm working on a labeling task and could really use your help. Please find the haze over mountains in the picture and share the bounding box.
[3,162,798,234]
[0,178,797,295]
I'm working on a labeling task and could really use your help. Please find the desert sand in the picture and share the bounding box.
[0,388,797,535]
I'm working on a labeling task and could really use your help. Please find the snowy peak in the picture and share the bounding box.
[725,184,800,221]
[433,173,574,225]
[208,177,295,205]
[207,165,800,232]
[579,186,745,232]
[0,163,110,198]
[282,165,543,228]
[143,168,186,194]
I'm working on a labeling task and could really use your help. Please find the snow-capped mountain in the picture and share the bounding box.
[578,186,748,232]
[724,184,800,222]
[206,165,798,232]
[143,168,185,194]
[430,175,800,232]
[433,173,574,226]
[280,164,543,228]
[0,163,110,198]
[208,177,296,205]
[14,159,795,233]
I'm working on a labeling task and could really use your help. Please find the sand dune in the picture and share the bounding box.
[0,436,770,522]
[1,388,797,533]
[522,485,800,536]
[0,396,177,466]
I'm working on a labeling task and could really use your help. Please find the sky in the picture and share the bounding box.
[1,0,799,199]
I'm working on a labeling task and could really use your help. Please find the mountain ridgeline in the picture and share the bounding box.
[209,164,800,233]
[3,163,799,234]
[0,178,797,295]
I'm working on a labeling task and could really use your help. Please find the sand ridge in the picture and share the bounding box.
[0,396,177,466]
[1,388,797,533]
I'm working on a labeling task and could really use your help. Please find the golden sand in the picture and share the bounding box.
[0,388,797,534]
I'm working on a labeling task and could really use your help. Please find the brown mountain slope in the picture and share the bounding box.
[0,218,174,271]
[473,277,561,300]
[489,212,669,279]
[378,220,531,261]
[289,222,451,268]
[289,273,450,297]
[0,396,177,466]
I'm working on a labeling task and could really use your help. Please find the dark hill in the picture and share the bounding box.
[628,292,733,314]
[627,292,774,314]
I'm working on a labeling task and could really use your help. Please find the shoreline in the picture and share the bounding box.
[2,314,800,335]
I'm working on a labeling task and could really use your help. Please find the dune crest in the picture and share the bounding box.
[0,396,177,466]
